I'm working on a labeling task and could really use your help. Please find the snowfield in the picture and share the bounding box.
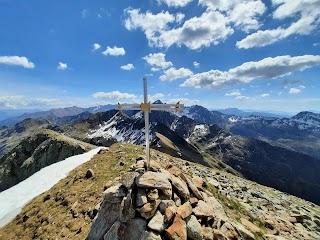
[0,147,104,228]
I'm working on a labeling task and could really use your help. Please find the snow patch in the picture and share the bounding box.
[0,147,104,227]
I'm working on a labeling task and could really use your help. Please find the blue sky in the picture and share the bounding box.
[0,0,319,113]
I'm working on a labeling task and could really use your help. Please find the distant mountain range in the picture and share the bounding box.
[216,107,292,118]
[0,105,114,127]
[1,101,320,204]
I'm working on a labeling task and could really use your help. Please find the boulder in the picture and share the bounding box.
[181,174,203,200]
[147,211,166,232]
[136,188,148,207]
[202,226,214,240]
[103,184,126,203]
[147,189,159,201]
[177,202,193,219]
[85,169,94,179]
[138,200,161,220]
[165,214,187,240]
[171,175,190,199]
[136,172,171,190]
[193,200,214,218]
[186,215,202,240]
[121,172,138,189]
[141,231,162,240]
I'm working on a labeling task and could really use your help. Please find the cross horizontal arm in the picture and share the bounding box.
[116,103,184,112]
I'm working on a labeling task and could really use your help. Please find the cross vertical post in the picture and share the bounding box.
[143,77,150,170]
[116,77,184,171]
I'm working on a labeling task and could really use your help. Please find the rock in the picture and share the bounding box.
[193,200,214,218]
[160,188,172,200]
[167,166,181,176]
[138,200,161,220]
[136,172,171,190]
[213,229,227,240]
[288,216,297,224]
[220,222,239,239]
[181,174,203,200]
[103,184,126,203]
[186,215,202,240]
[85,169,94,178]
[147,189,159,201]
[87,201,121,240]
[207,197,227,220]
[165,214,187,240]
[171,175,190,199]
[121,218,147,240]
[164,207,175,223]
[136,160,147,169]
[202,226,214,240]
[190,197,199,206]
[121,172,138,189]
[263,234,288,240]
[233,223,256,240]
[208,179,220,188]
[192,176,204,190]
[136,188,148,207]
[240,218,261,234]
[177,202,192,219]
[141,231,162,240]
[104,180,114,190]
[103,221,122,240]
[173,193,181,206]
[159,200,176,214]
[148,211,166,232]
[120,190,135,222]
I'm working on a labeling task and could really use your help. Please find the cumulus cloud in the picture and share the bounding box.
[0,56,35,69]
[102,46,125,56]
[93,91,137,100]
[237,0,320,48]
[235,95,251,100]
[193,61,200,68]
[124,1,266,50]
[181,55,320,89]
[81,9,88,18]
[225,90,241,97]
[149,93,165,102]
[151,67,161,72]
[261,93,270,97]
[92,43,101,51]
[143,53,173,69]
[156,0,193,7]
[0,95,61,109]
[160,67,193,81]
[57,62,68,70]
[120,63,135,70]
[289,88,301,94]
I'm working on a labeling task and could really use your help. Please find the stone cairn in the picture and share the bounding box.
[87,157,255,240]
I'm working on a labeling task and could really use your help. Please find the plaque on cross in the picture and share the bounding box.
[116,77,184,170]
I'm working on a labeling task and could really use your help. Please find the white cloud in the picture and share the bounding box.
[124,1,266,50]
[225,90,241,97]
[181,55,320,89]
[176,12,185,24]
[261,93,270,97]
[193,61,200,68]
[102,46,126,56]
[149,93,165,102]
[92,43,101,51]
[156,0,193,7]
[151,67,161,72]
[160,67,193,81]
[92,91,137,100]
[143,53,173,69]
[120,63,135,70]
[289,88,301,94]
[235,95,251,100]
[0,95,61,109]
[81,9,88,18]
[57,62,68,70]
[237,0,320,49]
[0,56,35,69]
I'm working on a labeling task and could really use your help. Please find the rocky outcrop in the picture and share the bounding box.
[0,129,94,191]
[88,158,260,240]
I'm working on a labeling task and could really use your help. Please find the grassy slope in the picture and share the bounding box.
[0,143,137,240]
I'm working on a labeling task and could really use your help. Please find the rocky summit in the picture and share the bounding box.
[88,146,320,240]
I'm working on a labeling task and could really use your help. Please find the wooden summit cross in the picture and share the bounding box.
[116,77,184,170]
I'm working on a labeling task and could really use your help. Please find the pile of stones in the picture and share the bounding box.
[87,157,257,240]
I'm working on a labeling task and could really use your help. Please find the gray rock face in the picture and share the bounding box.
[136,172,171,190]
[186,215,202,240]
[87,201,121,240]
